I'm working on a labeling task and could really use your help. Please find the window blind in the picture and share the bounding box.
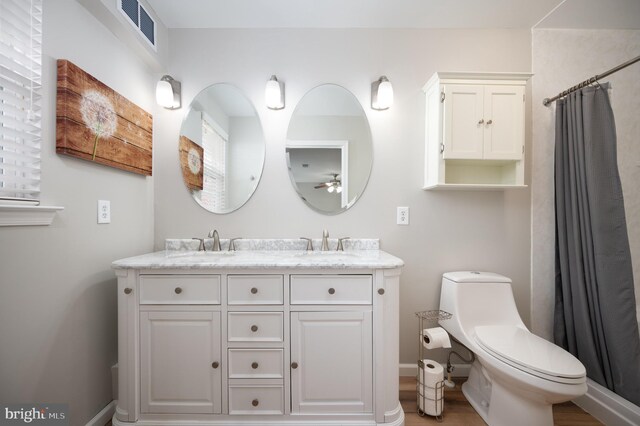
[0,0,42,204]
[200,120,227,212]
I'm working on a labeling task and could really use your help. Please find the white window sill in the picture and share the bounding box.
[0,205,64,227]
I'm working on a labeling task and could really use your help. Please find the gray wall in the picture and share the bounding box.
[154,28,533,364]
[0,0,155,424]
[531,29,640,339]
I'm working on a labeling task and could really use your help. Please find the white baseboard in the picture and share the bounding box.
[86,400,116,426]
[400,362,471,378]
[573,379,640,426]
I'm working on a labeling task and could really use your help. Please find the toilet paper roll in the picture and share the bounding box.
[419,391,443,416]
[422,327,452,349]
[418,360,444,416]
[419,360,444,387]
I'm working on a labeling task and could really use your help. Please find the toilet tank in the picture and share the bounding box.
[438,271,526,347]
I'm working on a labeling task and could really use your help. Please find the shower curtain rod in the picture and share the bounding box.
[542,55,640,106]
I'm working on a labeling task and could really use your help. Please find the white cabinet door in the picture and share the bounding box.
[140,311,222,414]
[443,84,484,159]
[483,85,525,160]
[290,311,372,414]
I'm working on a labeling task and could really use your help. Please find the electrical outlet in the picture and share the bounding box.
[98,200,111,224]
[397,206,409,225]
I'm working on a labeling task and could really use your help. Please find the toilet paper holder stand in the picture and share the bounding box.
[415,310,452,421]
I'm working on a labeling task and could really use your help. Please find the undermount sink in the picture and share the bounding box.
[295,251,357,257]
[167,250,236,258]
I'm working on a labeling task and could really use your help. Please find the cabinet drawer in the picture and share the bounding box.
[228,349,283,379]
[228,312,284,342]
[290,275,372,305]
[228,384,284,415]
[228,275,284,305]
[139,275,221,305]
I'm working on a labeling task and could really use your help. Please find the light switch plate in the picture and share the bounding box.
[397,206,409,225]
[98,200,111,224]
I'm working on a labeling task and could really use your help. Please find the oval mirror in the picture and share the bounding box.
[179,84,265,214]
[286,84,372,214]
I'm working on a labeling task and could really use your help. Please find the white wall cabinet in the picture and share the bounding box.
[114,268,403,426]
[424,72,531,189]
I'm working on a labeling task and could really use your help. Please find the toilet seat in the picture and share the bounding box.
[474,325,586,385]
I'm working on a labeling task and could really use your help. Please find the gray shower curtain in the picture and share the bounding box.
[554,83,640,405]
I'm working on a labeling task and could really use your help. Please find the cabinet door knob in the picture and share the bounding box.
[291,362,298,369]
[174,287,182,294]
[252,399,259,407]
[478,119,484,124]
[251,362,259,369]
[328,288,336,295]
[487,119,493,124]
[250,287,258,294]
[124,288,132,295]
[378,288,385,295]
[251,325,258,332]
[211,361,219,369]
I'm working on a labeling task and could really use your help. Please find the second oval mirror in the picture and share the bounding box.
[179,84,265,214]
[286,84,372,214]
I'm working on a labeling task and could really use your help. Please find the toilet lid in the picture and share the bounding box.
[475,325,586,380]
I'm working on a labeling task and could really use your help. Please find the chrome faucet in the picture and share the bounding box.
[228,237,242,251]
[300,237,313,251]
[192,238,206,251]
[321,229,330,251]
[208,229,222,251]
[337,237,350,251]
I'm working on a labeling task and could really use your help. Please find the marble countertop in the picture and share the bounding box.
[112,239,403,270]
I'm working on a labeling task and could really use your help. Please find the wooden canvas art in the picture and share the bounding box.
[179,135,204,191]
[56,59,153,176]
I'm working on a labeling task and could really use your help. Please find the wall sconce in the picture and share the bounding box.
[371,76,393,110]
[156,75,181,109]
[265,75,285,110]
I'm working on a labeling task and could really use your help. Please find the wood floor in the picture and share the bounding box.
[401,376,602,426]
[105,377,602,425]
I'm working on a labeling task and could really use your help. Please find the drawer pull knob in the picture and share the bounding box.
[251,325,258,332]
[250,287,258,294]
[291,362,298,369]
[378,288,385,295]
[211,361,219,369]
[328,288,336,295]
[124,288,132,295]
[251,362,259,369]
[252,399,259,407]
[174,287,182,294]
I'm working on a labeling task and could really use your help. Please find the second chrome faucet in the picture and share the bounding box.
[300,230,350,251]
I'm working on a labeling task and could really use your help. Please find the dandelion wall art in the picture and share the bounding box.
[56,60,153,176]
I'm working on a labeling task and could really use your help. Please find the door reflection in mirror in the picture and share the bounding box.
[286,85,372,215]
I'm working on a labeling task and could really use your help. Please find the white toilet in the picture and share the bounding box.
[438,271,587,426]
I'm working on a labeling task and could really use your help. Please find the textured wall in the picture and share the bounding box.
[154,28,533,364]
[0,0,155,424]
[531,29,640,339]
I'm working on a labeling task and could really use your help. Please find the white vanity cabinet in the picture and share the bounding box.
[113,253,403,426]
[140,310,222,414]
[290,274,374,414]
[291,311,373,413]
[423,72,531,189]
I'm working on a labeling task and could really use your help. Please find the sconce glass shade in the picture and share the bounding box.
[156,75,181,109]
[371,76,393,110]
[265,75,285,110]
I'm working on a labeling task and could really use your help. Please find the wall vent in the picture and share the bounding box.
[118,0,156,50]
